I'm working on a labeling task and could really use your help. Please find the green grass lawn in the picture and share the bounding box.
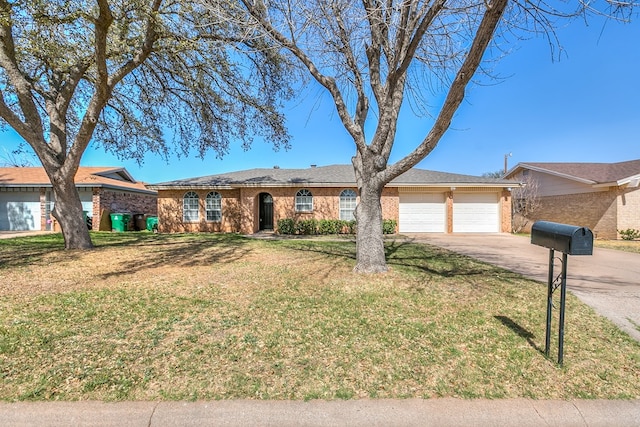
[0,233,639,401]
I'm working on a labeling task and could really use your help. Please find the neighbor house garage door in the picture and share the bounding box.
[399,193,446,232]
[0,190,41,231]
[452,192,499,233]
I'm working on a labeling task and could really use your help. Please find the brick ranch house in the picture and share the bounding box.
[504,159,640,239]
[148,164,519,235]
[0,167,157,231]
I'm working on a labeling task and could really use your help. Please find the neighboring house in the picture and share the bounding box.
[504,159,640,239]
[0,167,157,231]
[148,164,518,235]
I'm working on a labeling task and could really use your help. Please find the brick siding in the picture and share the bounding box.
[523,189,618,239]
[157,187,400,234]
[501,189,512,233]
[92,188,158,231]
[617,187,640,234]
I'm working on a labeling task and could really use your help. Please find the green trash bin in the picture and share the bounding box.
[110,213,125,232]
[146,216,158,232]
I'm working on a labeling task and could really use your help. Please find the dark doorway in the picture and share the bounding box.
[259,193,274,230]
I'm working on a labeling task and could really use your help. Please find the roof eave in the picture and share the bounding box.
[616,173,640,188]
[149,182,355,190]
[389,182,520,188]
[151,182,522,191]
[75,183,157,195]
[0,183,51,188]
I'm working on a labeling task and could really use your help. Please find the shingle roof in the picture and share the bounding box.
[511,160,640,184]
[0,166,156,194]
[149,164,517,189]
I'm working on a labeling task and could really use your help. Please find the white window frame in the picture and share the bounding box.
[295,189,313,212]
[206,192,222,222]
[183,191,199,222]
[339,189,357,221]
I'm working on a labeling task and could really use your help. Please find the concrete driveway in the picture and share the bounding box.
[406,233,640,343]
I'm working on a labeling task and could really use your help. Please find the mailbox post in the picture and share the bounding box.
[531,221,594,365]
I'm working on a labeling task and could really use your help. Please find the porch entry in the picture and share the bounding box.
[259,192,274,230]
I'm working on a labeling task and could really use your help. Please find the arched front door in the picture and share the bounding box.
[259,193,274,231]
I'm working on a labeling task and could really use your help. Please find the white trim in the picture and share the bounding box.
[512,164,596,185]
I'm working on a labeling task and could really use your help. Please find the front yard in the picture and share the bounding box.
[0,233,639,401]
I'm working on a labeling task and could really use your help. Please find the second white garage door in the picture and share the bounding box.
[452,192,499,233]
[399,193,446,232]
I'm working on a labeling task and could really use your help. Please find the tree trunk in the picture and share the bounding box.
[354,180,387,273]
[50,176,93,250]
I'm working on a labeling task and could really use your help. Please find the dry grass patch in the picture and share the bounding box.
[0,233,639,401]
[594,239,640,254]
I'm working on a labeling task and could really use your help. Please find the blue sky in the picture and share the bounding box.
[1,14,639,183]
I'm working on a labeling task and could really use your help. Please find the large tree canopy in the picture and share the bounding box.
[0,0,292,248]
[207,0,637,272]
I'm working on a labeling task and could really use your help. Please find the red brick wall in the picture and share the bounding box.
[156,189,242,233]
[33,187,156,232]
[157,186,400,234]
[93,188,158,231]
[381,187,399,227]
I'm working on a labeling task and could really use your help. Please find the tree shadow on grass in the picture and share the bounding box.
[96,233,254,280]
[278,237,497,278]
[0,232,254,279]
[0,232,172,269]
[0,233,68,269]
[494,315,544,354]
[385,239,497,277]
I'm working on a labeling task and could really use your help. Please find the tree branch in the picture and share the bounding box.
[238,0,368,152]
[333,4,369,133]
[69,0,163,169]
[385,0,509,183]
[0,0,45,144]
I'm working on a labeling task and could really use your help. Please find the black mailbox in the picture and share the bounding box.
[531,221,593,255]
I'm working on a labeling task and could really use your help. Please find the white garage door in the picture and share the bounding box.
[453,192,499,233]
[399,193,446,232]
[0,191,41,231]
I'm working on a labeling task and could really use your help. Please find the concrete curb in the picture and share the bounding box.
[1,399,639,426]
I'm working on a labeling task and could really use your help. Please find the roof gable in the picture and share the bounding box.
[507,159,640,186]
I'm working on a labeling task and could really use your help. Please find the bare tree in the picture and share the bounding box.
[0,145,36,167]
[204,0,637,272]
[482,171,505,179]
[511,174,541,234]
[0,0,291,249]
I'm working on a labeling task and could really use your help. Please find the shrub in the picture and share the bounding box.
[618,228,640,241]
[342,220,356,235]
[318,219,343,235]
[295,219,318,235]
[277,219,296,235]
[274,218,367,235]
[382,219,397,234]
